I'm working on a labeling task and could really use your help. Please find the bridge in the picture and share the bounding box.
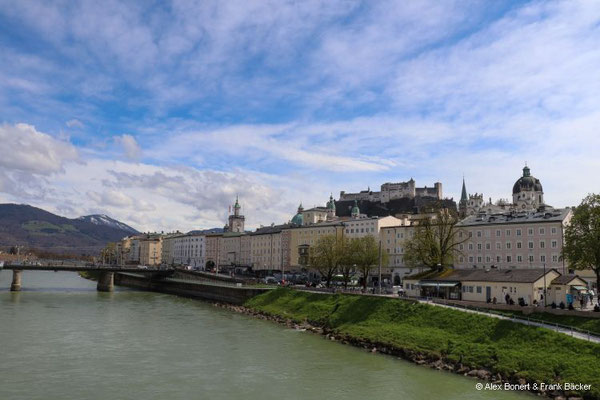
[1,264,175,292]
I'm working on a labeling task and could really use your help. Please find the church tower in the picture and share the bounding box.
[459,177,468,218]
[326,193,336,221]
[227,196,245,233]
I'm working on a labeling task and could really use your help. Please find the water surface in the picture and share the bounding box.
[0,271,530,400]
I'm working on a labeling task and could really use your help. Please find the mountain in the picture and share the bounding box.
[0,204,140,255]
[77,214,139,234]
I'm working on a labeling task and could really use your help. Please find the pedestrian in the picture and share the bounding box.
[580,296,584,310]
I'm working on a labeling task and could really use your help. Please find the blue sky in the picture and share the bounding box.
[1,0,599,231]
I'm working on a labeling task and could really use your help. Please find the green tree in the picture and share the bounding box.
[563,194,600,293]
[337,237,356,289]
[309,234,344,288]
[346,236,388,291]
[403,208,467,271]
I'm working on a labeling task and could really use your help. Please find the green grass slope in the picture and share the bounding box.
[246,289,600,399]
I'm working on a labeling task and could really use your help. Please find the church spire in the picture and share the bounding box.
[460,177,468,203]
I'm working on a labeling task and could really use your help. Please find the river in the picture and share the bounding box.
[0,271,530,400]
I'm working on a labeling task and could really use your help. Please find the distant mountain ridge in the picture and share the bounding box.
[77,214,139,234]
[0,203,140,255]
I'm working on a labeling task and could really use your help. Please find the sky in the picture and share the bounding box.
[1,0,600,232]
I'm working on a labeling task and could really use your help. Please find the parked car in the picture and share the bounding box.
[137,265,149,269]
[263,276,277,284]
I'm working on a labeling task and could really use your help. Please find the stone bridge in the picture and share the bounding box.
[1,264,174,292]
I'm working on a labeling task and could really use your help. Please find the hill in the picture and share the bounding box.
[0,204,140,255]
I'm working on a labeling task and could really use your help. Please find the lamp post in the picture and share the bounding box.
[543,262,547,307]
[378,240,382,294]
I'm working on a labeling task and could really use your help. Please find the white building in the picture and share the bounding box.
[171,233,206,269]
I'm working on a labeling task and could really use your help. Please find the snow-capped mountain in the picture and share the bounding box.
[77,214,139,234]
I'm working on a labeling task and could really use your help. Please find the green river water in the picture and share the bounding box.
[0,271,531,400]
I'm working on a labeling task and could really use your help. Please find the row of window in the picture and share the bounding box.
[460,254,560,264]
[461,240,559,251]
[346,228,375,234]
[459,226,559,239]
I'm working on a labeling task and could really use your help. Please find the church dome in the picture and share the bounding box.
[512,166,543,194]
[291,213,303,225]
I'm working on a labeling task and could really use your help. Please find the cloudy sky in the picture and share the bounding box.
[1,0,599,232]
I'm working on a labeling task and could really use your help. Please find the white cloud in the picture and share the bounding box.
[115,134,142,161]
[66,119,84,128]
[0,123,78,174]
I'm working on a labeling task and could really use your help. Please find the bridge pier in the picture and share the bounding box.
[97,271,114,292]
[10,270,23,291]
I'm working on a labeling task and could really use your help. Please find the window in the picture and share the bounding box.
[486,243,491,250]
[469,256,474,263]
[496,242,501,250]
[477,230,482,238]
[517,255,523,262]
[469,232,473,238]
[529,255,534,263]
[459,256,464,263]
[539,228,545,235]
[477,256,482,263]
[528,228,533,236]
[528,241,534,249]
[551,227,557,234]
[506,242,511,249]
[551,240,557,248]
[477,243,482,251]
[496,256,501,262]
[485,230,490,238]
[477,286,482,293]
[540,241,545,249]
[506,229,511,236]
[486,256,491,262]
[540,255,546,262]
[516,229,522,236]
[496,230,501,237]
[506,255,512,263]
[468,243,474,250]
[516,241,522,249]
[459,244,464,250]
[552,255,558,262]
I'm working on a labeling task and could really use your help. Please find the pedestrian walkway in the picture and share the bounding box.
[417,298,600,344]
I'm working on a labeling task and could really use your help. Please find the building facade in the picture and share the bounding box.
[455,208,572,272]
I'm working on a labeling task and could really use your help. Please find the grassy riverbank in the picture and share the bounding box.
[493,310,600,336]
[245,289,600,399]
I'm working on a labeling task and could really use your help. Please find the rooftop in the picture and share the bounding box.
[422,268,558,283]
[457,208,570,227]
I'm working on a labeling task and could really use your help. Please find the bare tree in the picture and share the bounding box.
[403,208,467,271]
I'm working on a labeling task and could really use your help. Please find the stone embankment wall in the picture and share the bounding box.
[114,273,270,304]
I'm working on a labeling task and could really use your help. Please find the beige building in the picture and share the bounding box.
[284,221,345,272]
[455,208,572,272]
[404,268,562,305]
[139,235,163,266]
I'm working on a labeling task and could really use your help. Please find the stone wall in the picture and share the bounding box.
[114,273,270,305]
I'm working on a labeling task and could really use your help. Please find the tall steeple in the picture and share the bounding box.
[459,177,468,218]
[460,177,468,204]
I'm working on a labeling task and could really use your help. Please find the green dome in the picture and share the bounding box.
[291,213,303,225]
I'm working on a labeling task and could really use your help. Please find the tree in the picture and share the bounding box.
[100,242,117,265]
[309,234,344,288]
[403,208,467,271]
[563,194,600,294]
[346,236,388,291]
[337,237,355,289]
